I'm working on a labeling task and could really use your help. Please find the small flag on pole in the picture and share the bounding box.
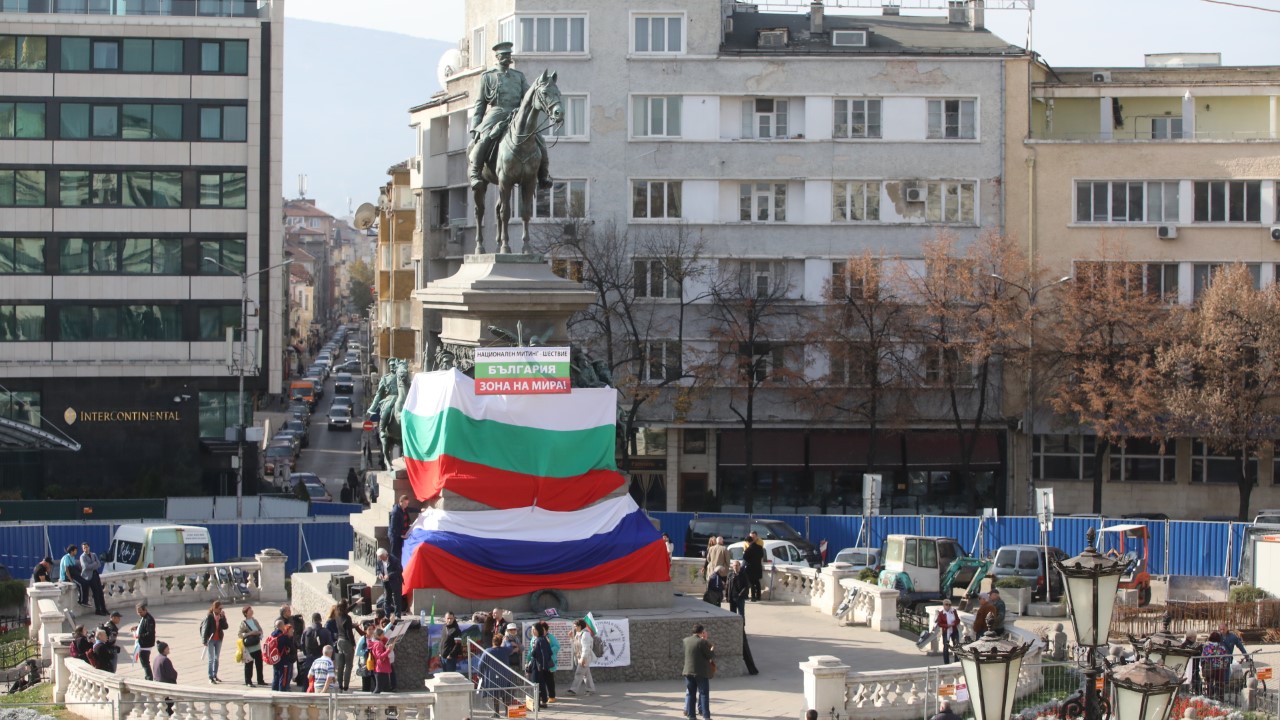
[583,612,598,634]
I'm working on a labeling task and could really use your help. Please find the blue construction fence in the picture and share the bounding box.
[649,512,1252,578]
[0,518,353,578]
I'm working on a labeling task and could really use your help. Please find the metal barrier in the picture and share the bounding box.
[464,638,540,719]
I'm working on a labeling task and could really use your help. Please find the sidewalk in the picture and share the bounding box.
[101,599,930,720]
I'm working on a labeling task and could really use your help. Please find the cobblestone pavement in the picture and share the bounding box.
[101,598,931,720]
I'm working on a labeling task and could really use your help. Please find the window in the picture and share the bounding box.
[926,98,976,139]
[121,38,183,73]
[924,181,976,224]
[739,182,786,222]
[58,304,180,341]
[550,258,583,282]
[0,169,45,206]
[833,98,881,139]
[0,35,47,71]
[0,305,43,341]
[198,391,251,439]
[470,26,485,68]
[634,259,677,299]
[738,342,784,383]
[60,38,123,71]
[199,172,247,208]
[631,180,681,219]
[1190,441,1256,484]
[62,102,182,140]
[199,105,248,141]
[59,170,181,207]
[923,346,973,386]
[738,260,783,298]
[1110,438,1174,482]
[1193,181,1261,223]
[59,237,180,274]
[1151,117,1183,140]
[518,15,586,54]
[197,305,240,340]
[633,15,683,53]
[199,238,247,275]
[1074,181,1179,223]
[1193,262,1260,299]
[831,30,868,47]
[1141,263,1179,301]
[0,237,44,273]
[542,95,587,139]
[830,260,878,301]
[0,102,44,138]
[684,429,707,454]
[531,179,586,219]
[640,340,681,383]
[741,98,789,139]
[832,181,881,222]
[633,96,681,138]
[0,390,40,427]
[829,343,874,386]
[199,40,248,74]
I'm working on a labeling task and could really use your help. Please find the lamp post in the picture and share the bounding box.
[1109,657,1185,720]
[1054,526,1127,720]
[991,273,1070,514]
[1134,613,1202,678]
[954,629,1033,720]
[203,256,293,519]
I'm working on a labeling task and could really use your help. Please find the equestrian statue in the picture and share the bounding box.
[468,41,563,254]
[365,358,410,468]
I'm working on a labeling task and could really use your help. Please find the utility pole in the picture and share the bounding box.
[204,256,293,519]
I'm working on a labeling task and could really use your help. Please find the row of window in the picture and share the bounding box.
[0,100,248,141]
[0,302,243,342]
[0,34,248,74]
[1075,260,1280,301]
[0,168,247,208]
[0,0,257,19]
[0,236,245,275]
[1034,434,1280,485]
[487,14,680,57]
[1075,180,1271,224]
[627,95,977,140]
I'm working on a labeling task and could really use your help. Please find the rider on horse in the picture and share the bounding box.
[469,41,553,191]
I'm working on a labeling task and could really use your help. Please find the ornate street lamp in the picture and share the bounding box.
[1054,527,1127,720]
[1134,613,1203,677]
[1109,657,1184,720]
[954,629,1033,720]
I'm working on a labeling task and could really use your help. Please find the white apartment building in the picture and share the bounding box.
[0,0,285,498]
[409,0,1025,514]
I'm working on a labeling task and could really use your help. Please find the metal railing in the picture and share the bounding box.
[464,638,540,719]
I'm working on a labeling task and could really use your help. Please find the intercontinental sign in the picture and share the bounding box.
[63,407,182,425]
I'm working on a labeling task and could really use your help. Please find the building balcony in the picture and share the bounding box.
[0,0,262,17]
[1030,93,1279,142]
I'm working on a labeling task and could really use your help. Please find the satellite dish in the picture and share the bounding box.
[353,203,377,231]
[437,48,463,89]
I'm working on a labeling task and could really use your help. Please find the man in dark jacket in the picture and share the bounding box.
[133,603,156,681]
[741,533,766,602]
[270,620,298,691]
[376,548,404,617]
[930,700,963,720]
[297,612,333,687]
[681,624,715,720]
[441,612,465,673]
[98,612,122,672]
[388,495,412,559]
[31,556,53,584]
[727,560,750,616]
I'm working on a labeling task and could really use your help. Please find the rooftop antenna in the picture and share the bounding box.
[297,174,308,199]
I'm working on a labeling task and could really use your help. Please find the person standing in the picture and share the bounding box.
[742,533,765,602]
[151,641,178,716]
[930,700,963,720]
[31,556,53,584]
[60,544,86,607]
[200,600,229,683]
[80,541,108,615]
[706,537,730,583]
[973,593,997,637]
[727,560,750,617]
[440,612,464,673]
[298,612,333,686]
[682,624,715,720]
[375,548,403,617]
[308,646,337,693]
[238,605,266,687]
[1201,631,1230,701]
[1218,623,1248,659]
[662,533,675,557]
[98,612,122,672]
[528,623,553,709]
[532,620,559,703]
[368,627,394,694]
[329,601,356,691]
[987,589,1007,632]
[70,625,93,666]
[269,619,297,691]
[703,567,726,606]
[502,623,523,670]
[92,627,114,672]
[567,619,595,696]
[388,495,412,559]
[132,603,156,681]
[934,599,960,664]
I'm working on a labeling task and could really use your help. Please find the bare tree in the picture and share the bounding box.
[698,259,803,513]
[1155,264,1280,520]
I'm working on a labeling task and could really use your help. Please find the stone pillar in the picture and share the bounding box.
[818,566,857,616]
[38,598,67,661]
[800,655,850,719]
[426,671,475,720]
[255,549,288,602]
[27,582,60,640]
[869,586,900,632]
[50,632,72,703]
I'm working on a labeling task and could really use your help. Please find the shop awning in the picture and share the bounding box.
[0,416,81,452]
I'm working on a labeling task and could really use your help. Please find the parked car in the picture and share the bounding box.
[272,431,302,457]
[989,544,1067,601]
[281,419,309,448]
[328,405,352,431]
[333,373,355,395]
[684,517,820,567]
[287,403,312,427]
[299,558,349,574]
[832,547,881,571]
[1252,509,1280,525]
[333,360,361,374]
[728,539,808,569]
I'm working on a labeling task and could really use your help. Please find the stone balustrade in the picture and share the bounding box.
[838,578,900,632]
[59,651,471,720]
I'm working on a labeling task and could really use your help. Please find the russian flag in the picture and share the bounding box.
[400,369,625,510]
[401,496,670,598]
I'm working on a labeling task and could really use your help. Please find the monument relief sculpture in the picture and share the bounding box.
[468,41,563,254]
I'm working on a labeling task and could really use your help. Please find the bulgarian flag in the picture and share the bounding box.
[401,495,670,598]
[401,369,625,510]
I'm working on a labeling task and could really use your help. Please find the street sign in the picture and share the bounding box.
[362,420,374,432]
[1258,667,1273,681]
[862,474,882,517]
[1037,488,1055,532]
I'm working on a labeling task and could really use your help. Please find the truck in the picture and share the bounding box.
[877,534,991,608]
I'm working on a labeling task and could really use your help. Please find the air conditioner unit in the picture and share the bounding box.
[1156,224,1177,240]
[1271,225,1280,242]
[905,187,926,203]
[562,223,577,239]
[1092,71,1111,83]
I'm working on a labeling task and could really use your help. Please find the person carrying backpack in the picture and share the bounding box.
[69,625,94,667]
[267,619,297,691]
[567,619,596,696]
[297,613,332,688]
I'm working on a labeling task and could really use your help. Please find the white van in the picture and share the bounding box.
[103,524,214,573]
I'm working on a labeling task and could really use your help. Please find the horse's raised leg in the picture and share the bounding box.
[472,184,487,254]
[496,182,513,254]
[519,181,536,254]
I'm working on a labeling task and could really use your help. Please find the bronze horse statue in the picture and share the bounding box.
[473,70,563,254]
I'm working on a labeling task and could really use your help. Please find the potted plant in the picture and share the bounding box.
[994,576,1032,615]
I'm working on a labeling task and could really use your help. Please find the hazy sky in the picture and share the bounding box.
[286,0,1276,67]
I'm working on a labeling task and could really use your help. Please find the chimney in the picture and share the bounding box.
[810,0,824,34]
[947,0,967,24]
[969,0,985,30]
[882,3,900,15]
